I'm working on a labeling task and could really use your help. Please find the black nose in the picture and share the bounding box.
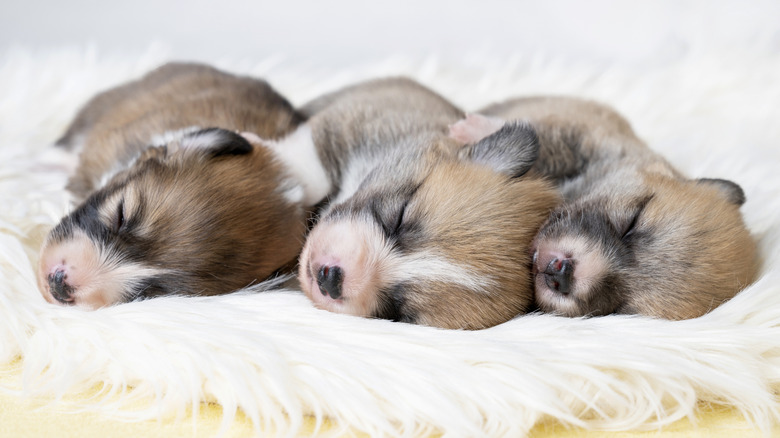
[543,258,574,295]
[316,265,343,299]
[48,269,75,304]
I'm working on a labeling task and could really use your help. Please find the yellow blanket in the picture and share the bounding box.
[1,368,771,438]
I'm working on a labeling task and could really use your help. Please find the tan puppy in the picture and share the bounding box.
[38,62,310,308]
[450,97,759,320]
[271,78,560,329]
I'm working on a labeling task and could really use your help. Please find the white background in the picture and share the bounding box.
[2,0,779,67]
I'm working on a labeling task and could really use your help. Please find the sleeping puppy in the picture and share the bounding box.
[38,62,311,308]
[268,78,560,329]
[449,97,759,320]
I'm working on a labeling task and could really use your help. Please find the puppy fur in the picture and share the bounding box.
[38,62,309,308]
[450,97,759,320]
[276,78,560,329]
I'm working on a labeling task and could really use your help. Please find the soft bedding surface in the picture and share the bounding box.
[0,46,779,437]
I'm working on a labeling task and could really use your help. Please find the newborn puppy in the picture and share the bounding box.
[269,78,559,329]
[38,62,310,308]
[450,97,759,319]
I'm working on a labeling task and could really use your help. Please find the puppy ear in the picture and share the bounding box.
[448,113,505,144]
[180,128,253,158]
[458,121,539,178]
[697,178,747,206]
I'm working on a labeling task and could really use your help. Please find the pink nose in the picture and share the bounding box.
[47,267,75,304]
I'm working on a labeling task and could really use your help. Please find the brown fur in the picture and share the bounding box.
[454,96,759,319]
[399,162,558,329]
[60,62,302,201]
[39,62,307,308]
[301,77,467,196]
[293,78,560,329]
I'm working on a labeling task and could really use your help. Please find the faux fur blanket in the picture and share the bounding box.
[1,46,779,437]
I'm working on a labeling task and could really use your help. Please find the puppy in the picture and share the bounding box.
[38,62,311,308]
[269,78,560,329]
[450,97,759,319]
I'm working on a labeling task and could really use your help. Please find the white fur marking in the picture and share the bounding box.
[329,155,377,206]
[262,124,331,206]
[149,126,202,148]
[385,251,495,293]
[280,181,305,205]
[94,126,206,190]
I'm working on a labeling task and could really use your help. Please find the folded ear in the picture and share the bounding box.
[457,121,539,178]
[697,178,746,206]
[448,113,505,144]
[179,128,253,158]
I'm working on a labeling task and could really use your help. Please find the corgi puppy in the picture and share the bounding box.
[449,97,759,320]
[268,78,560,329]
[38,62,310,308]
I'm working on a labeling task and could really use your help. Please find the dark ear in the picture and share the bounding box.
[697,178,746,206]
[457,121,539,178]
[180,128,253,158]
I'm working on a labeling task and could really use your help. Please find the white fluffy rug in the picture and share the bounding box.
[1,45,780,437]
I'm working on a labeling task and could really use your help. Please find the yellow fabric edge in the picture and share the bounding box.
[1,364,773,437]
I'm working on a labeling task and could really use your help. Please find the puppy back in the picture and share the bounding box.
[64,62,304,199]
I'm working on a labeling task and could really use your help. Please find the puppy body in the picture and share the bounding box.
[58,62,304,201]
[451,97,758,319]
[276,78,560,329]
[39,62,309,308]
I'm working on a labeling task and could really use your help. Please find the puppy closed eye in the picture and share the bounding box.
[621,196,653,240]
[370,181,423,238]
[115,198,126,232]
[392,199,409,235]
[621,209,641,240]
[371,198,409,238]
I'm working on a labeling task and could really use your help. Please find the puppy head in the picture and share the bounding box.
[38,128,307,308]
[532,171,759,319]
[299,124,560,329]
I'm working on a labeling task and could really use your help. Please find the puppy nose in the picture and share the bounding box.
[543,258,574,295]
[48,269,74,304]
[316,265,344,299]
